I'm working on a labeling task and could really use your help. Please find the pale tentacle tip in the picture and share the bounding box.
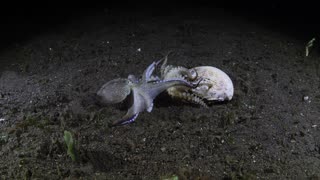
[110,113,139,127]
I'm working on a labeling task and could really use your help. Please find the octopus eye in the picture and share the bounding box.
[128,74,139,83]
[189,69,198,80]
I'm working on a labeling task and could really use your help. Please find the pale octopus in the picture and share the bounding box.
[96,60,202,126]
[96,53,234,126]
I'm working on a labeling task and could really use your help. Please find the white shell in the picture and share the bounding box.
[191,66,234,101]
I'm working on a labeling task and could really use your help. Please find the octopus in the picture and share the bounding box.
[96,60,202,126]
[160,53,234,107]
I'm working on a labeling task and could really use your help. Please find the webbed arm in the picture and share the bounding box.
[111,88,150,126]
[144,78,203,100]
[141,59,163,83]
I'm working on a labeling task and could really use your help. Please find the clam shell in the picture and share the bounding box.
[192,66,234,101]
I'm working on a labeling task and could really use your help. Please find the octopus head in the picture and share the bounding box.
[96,78,132,105]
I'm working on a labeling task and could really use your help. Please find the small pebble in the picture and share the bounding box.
[160,147,166,152]
[0,118,5,122]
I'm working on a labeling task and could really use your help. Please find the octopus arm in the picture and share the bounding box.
[112,88,149,126]
[165,66,197,80]
[146,78,201,100]
[112,113,139,126]
[142,60,163,83]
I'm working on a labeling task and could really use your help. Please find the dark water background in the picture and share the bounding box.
[0,3,319,179]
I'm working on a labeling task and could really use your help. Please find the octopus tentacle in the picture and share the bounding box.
[112,87,149,126]
[160,51,197,81]
[142,57,165,83]
[160,56,211,107]
[145,78,202,100]
[169,91,208,108]
[164,66,197,81]
[142,61,158,82]
[112,113,139,126]
[160,51,174,77]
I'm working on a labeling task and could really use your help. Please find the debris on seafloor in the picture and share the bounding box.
[63,130,77,162]
[305,37,316,57]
